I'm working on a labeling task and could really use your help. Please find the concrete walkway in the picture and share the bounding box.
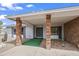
[0,45,79,56]
[0,43,15,53]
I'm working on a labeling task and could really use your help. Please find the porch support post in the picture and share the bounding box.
[62,25,64,41]
[45,14,51,49]
[16,17,22,45]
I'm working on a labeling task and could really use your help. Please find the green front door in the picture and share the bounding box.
[36,27,43,38]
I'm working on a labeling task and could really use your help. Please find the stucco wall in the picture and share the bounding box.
[6,27,14,42]
[25,22,33,39]
[6,22,34,41]
[43,25,46,39]
[6,22,60,41]
[43,25,60,39]
[64,17,79,47]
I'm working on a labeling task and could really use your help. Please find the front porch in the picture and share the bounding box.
[17,14,64,49]
[7,7,79,49]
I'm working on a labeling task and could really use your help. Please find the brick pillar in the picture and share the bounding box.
[45,14,51,49]
[16,17,22,45]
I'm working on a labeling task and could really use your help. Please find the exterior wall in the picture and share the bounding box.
[64,17,79,47]
[34,25,56,39]
[6,24,61,41]
[6,27,14,42]
[43,25,60,39]
[25,22,33,39]
[6,22,62,41]
[6,22,33,42]
[43,25,46,39]
[6,25,33,42]
[12,27,24,40]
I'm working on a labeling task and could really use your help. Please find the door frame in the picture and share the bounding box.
[35,27,43,38]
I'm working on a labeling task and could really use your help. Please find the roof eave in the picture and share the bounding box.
[6,6,79,19]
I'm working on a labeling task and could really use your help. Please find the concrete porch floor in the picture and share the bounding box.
[9,39,78,51]
[52,40,79,51]
[40,39,79,51]
[0,45,79,56]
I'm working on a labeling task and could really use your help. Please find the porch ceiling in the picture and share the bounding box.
[6,6,79,26]
[21,15,77,26]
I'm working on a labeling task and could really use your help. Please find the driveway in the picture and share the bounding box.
[0,45,79,56]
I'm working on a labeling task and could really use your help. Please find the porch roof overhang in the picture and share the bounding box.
[6,6,79,26]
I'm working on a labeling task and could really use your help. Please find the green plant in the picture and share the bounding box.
[0,21,3,25]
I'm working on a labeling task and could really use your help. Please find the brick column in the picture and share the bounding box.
[16,17,22,45]
[45,14,51,49]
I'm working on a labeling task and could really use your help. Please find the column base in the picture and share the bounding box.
[46,40,51,49]
[16,41,22,46]
[16,36,22,46]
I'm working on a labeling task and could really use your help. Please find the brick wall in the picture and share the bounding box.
[64,17,79,47]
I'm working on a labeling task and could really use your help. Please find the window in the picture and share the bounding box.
[51,27,58,35]
[51,27,62,39]
[13,28,16,34]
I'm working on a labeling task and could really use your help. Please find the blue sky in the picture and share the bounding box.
[1,3,79,15]
[0,3,79,26]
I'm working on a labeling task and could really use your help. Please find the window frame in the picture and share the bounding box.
[51,27,59,35]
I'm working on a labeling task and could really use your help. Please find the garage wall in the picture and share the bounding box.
[64,17,79,47]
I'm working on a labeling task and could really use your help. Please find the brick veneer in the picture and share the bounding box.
[64,17,79,48]
[45,14,51,49]
[16,17,22,45]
